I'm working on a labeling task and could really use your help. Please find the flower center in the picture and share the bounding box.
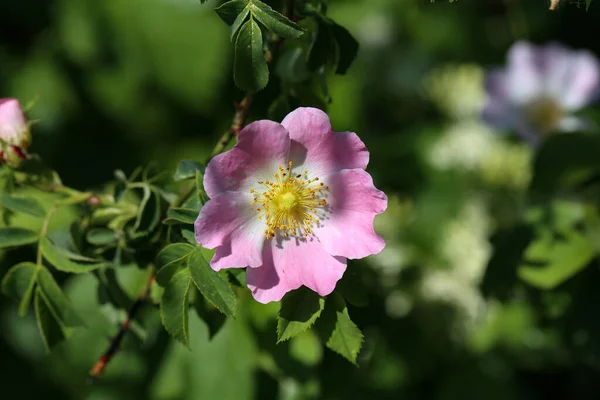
[525,98,564,135]
[250,161,329,239]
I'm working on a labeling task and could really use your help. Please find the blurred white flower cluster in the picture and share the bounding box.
[420,199,492,333]
[424,64,533,189]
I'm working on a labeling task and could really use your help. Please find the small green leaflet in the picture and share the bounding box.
[160,268,192,347]
[40,237,110,273]
[0,227,38,249]
[1,262,38,316]
[0,194,45,217]
[163,208,198,225]
[277,287,325,343]
[235,18,269,92]
[174,160,205,181]
[316,292,364,364]
[518,229,596,289]
[156,243,237,346]
[34,288,66,352]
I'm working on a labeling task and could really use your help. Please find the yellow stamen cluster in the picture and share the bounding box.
[250,161,329,239]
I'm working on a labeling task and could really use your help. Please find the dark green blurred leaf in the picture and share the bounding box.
[40,237,109,273]
[156,243,194,286]
[189,249,236,318]
[132,186,161,236]
[163,207,198,225]
[215,0,248,26]
[530,134,600,197]
[196,170,209,205]
[34,287,66,352]
[0,227,38,249]
[37,266,85,327]
[160,267,192,347]
[251,0,304,39]
[330,22,358,75]
[174,160,205,181]
[518,230,596,289]
[234,18,269,92]
[230,3,251,40]
[321,293,363,364]
[308,20,332,70]
[193,288,227,340]
[86,228,118,246]
[337,268,369,307]
[0,195,45,217]
[277,287,325,343]
[1,262,38,316]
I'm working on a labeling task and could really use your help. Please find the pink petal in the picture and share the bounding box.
[195,191,264,269]
[557,51,600,111]
[315,169,387,259]
[506,41,543,104]
[246,238,347,304]
[203,120,291,198]
[482,69,514,130]
[0,98,27,145]
[281,107,369,176]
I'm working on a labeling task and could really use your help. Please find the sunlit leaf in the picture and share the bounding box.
[277,287,325,343]
[518,229,596,289]
[320,293,363,364]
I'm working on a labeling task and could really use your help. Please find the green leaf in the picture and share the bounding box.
[518,229,596,289]
[40,237,109,273]
[0,195,45,217]
[192,288,227,340]
[174,160,205,181]
[587,0,593,10]
[181,228,197,245]
[160,268,192,347]
[37,266,86,327]
[155,243,194,286]
[188,249,236,318]
[0,227,38,249]
[34,288,66,351]
[321,293,363,364]
[230,4,251,40]
[163,207,198,225]
[330,22,359,75]
[196,169,209,205]
[215,0,248,26]
[530,134,600,197]
[1,262,38,316]
[251,0,304,39]
[308,20,332,71]
[277,287,325,343]
[132,186,161,236]
[86,228,118,246]
[234,18,269,92]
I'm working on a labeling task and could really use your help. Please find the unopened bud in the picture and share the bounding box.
[0,98,31,149]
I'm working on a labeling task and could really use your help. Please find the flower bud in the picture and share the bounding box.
[0,98,31,167]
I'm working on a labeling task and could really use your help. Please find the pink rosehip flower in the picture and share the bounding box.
[483,41,600,145]
[0,98,30,149]
[195,107,387,303]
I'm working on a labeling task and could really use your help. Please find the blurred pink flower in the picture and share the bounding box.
[0,98,30,166]
[195,107,387,303]
[483,41,600,145]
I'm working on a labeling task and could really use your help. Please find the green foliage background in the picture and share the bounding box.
[3,0,600,399]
